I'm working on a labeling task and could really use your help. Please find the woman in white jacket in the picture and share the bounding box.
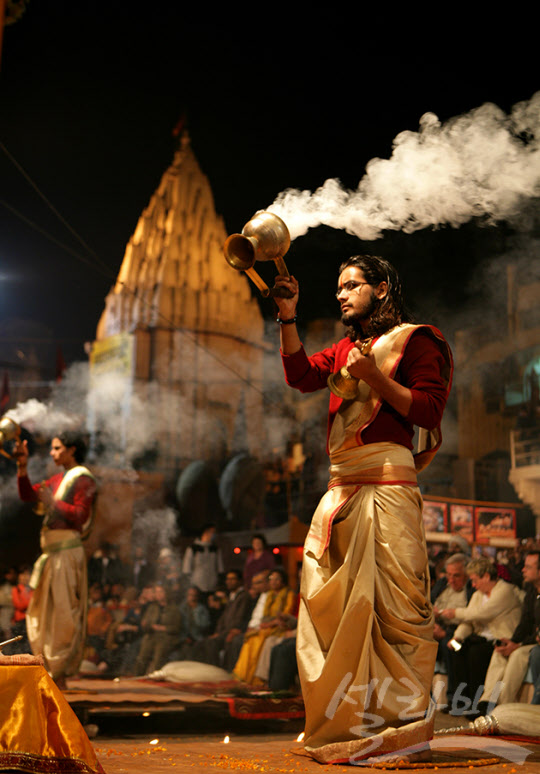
[440,557,523,715]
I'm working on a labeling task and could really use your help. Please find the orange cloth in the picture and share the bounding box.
[0,664,105,773]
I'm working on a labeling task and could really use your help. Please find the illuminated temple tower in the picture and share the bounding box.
[91,132,266,483]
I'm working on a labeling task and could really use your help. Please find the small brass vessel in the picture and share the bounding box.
[0,416,21,459]
[223,211,294,298]
[327,339,373,399]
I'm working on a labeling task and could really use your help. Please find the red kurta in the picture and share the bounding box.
[17,467,97,680]
[11,584,32,623]
[281,327,451,452]
[282,324,453,762]
[18,472,96,532]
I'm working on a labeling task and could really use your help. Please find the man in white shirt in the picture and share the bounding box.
[432,553,472,709]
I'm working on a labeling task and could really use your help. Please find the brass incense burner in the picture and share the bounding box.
[327,338,373,399]
[223,211,294,298]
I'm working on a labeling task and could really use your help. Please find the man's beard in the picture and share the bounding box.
[340,294,379,336]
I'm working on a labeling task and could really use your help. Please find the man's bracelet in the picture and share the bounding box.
[276,314,297,325]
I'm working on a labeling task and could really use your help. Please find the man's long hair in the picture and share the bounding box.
[339,254,413,338]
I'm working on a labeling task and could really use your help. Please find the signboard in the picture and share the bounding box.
[422,500,448,533]
[89,333,133,378]
[474,507,516,542]
[449,504,474,543]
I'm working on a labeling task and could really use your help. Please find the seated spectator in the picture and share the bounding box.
[496,548,523,588]
[169,586,211,660]
[84,582,113,668]
[233,568,296,685]
[105,584,155,676]
[268,631,298,692]
[429,549,449,593]
[254,565,301,688]
[112,584,139,621]
[225,571,270,671]
[0,567,16,641]
[440,556,523,715]
[133,583,183,675]
[432,554,473,707]
[104,582,129,622]
[206,583,229,633]
[431,548,471,603]
[254,610,298,686]
[243,534,275,590]
[264,563,303,692]
[530,641,540,705]
[507,545,526,588]
[480,550,540,708]
[194,570,252,669]
[10,566,33,654]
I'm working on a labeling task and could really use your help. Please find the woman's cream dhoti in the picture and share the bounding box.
[298,442,436,763]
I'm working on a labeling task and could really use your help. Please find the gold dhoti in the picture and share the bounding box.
[298,442,436,763]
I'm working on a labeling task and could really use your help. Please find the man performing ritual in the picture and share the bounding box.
[274,255,453,764]
[14,431,97,688]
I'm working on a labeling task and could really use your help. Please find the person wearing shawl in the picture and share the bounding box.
[233,568,296,684]
[14,431,97,688]
[273,255,453,763]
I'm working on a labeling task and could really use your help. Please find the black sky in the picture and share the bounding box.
[0,5,538,365]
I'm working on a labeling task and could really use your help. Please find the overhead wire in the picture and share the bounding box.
[0,198,112,276]
[0,140,113,277]
[0,139,279,401]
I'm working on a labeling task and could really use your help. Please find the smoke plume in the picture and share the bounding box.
[268,92,540,241]
[6,363,89,439]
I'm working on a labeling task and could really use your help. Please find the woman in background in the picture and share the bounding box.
[243,533,275,590]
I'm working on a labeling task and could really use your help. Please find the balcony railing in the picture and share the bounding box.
[510,428,540,468]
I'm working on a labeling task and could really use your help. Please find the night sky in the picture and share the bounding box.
[0,6,538,366]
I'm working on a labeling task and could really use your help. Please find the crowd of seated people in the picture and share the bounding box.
[2,526,540,709]
[73,532,300,689]
[79,535,540,704]
[12,529,540,708]
[429,538,540,716]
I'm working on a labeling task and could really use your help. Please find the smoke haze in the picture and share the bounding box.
[6,363,89,439]
[269,92,540,241]
[4,92,540,538]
